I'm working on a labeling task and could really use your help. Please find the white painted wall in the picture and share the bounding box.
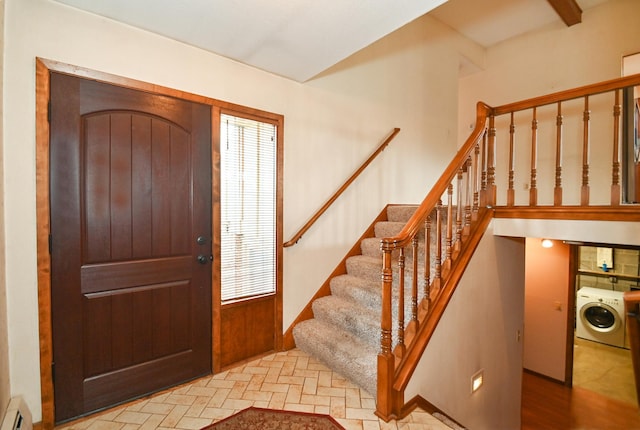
[3,0,481,421]
[407,225,526,430]
[0,0,8,420]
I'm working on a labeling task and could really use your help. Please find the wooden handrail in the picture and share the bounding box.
[283,127,400,247]
[381,104,491,252]
[492,73,640,116]
[624,291,640,407]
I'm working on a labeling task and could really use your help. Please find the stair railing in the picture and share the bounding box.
[283,127,400,247]
[377,103,492,419]
[377,73,640,421]
[624,291,640,407]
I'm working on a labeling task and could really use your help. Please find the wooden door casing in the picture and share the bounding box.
[36,59,284,429]
[50,72,212,422]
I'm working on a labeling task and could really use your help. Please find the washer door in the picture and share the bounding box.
[580,302,621,334]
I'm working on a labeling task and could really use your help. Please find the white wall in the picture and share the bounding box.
[406,225,526,430]
[0,0,8,420]
[3,0,480,421]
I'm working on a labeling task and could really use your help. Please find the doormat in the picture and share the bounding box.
[201,406,345,429]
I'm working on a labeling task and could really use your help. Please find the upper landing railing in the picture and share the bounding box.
[376,73,640,421]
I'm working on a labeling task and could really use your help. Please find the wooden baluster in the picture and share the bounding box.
[581,96,591,205]
[423,215,431,309]
[434,201,442,291]
[473,142,480,216]
[444,185,454,273]
[480,130,488,207]
[554,102,563,206]
[455,167,463,251]
[465,156,473,228]
[530,107,538,206]
[487,118,497,206]
[411,236,418,324]
[611,89,621,206]
[396,248,405,357]
[507,112,515,206]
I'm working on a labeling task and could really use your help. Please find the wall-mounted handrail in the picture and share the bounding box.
[283,127,400,247]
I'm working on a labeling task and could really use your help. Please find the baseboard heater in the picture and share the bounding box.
[1,397,32,430]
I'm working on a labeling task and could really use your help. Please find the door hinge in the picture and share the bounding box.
[48,234,52,254]
[47,100,51,123]
[51,362,55,384]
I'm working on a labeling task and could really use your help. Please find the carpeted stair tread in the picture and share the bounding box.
[312,296,380,348]
[330,275,381,311]
[345,255,382,282]
[292,319,377,396]
[386,205,419,223]
[330,274,424,331]
[360,237,382,257]
[374,221,405,238]
[361,237,429,261]
[346,255,426,289]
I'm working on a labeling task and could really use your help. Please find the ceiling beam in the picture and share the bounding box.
[546,0,582,26]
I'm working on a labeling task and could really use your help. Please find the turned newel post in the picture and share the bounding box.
[377,243,395,418]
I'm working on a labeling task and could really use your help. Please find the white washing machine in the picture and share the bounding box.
[576,287,626,348]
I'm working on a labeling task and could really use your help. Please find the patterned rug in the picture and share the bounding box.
[202,407,345,429]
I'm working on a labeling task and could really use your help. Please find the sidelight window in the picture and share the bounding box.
[220,114,277,301]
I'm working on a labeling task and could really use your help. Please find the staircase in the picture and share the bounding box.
[289,73,640,424]
[293,205,424,397]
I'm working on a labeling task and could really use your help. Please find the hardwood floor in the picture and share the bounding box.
[522,371,640,430]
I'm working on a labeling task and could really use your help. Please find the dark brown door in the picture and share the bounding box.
[50,73,212,422]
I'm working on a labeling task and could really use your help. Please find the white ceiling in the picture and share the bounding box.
[52,0,447,82]
[53,0,609,82]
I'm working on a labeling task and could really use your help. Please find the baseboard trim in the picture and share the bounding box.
[523,368,566,386]
[403,395,466,429]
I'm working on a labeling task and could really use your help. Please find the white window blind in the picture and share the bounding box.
[220,114,276,302]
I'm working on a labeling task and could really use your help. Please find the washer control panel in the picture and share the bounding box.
[596,297,619,306]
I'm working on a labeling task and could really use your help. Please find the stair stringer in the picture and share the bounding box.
[377,208,494,420]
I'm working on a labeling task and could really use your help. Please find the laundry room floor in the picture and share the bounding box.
[573,337,637,405]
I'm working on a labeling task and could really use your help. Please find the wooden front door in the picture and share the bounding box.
[49,72,212,422]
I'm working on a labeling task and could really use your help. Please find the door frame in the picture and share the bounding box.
[35,58,284,428]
